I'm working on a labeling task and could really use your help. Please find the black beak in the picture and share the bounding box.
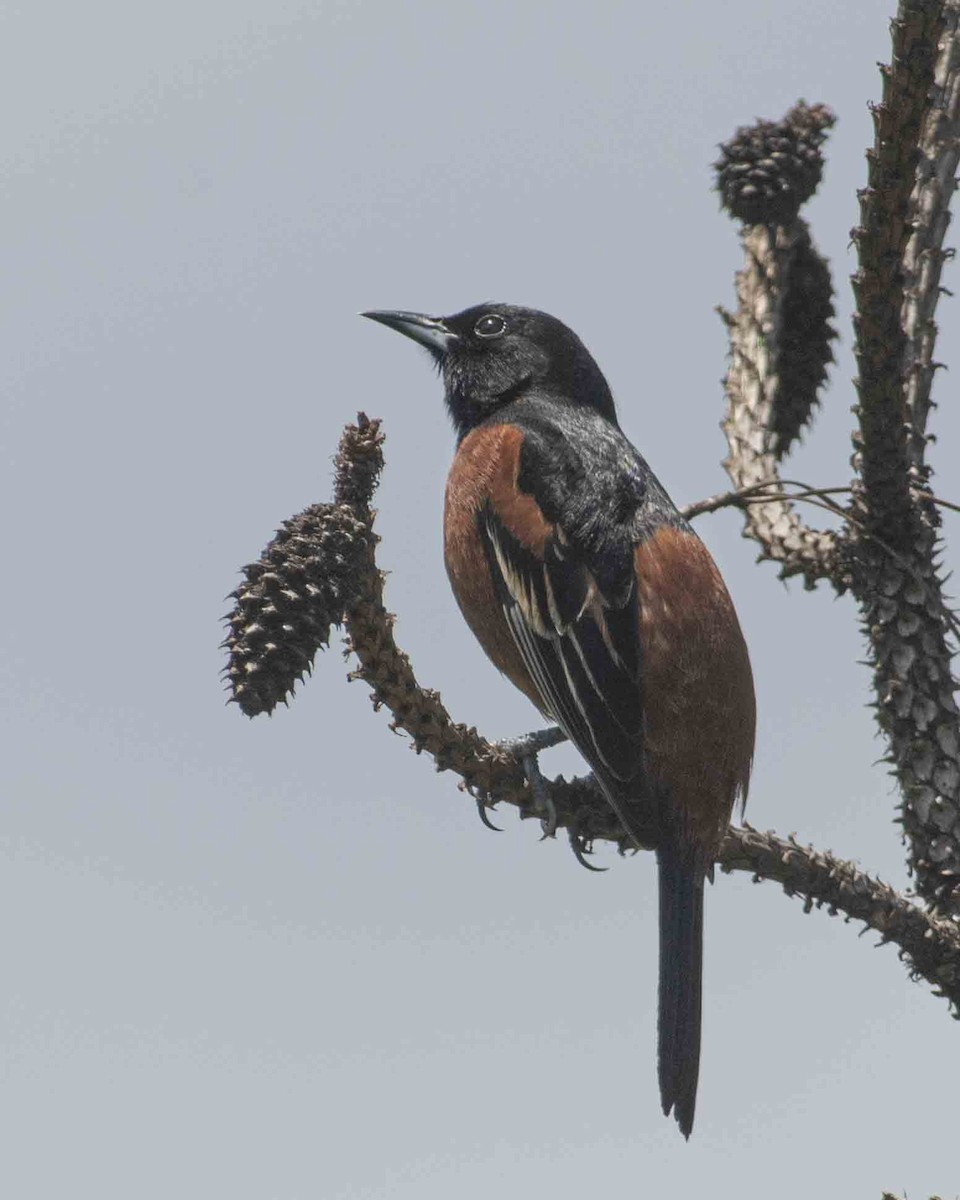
[361,310,458,358]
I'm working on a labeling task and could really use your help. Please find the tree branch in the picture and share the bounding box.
[721,825,960,1017]
[681,480,960,522]
[720,222,843,587]
[848,2,960,909]
[715,104,843,587]
[222,415,960,1018]
[850,0,941,541]
[679,478,852,522]
[713,64,960,909]
[902,0,960,465]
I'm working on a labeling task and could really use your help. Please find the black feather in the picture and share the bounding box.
[657,843,704,1140]
[478,500,654,846]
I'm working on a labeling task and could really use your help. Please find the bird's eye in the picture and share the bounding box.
[474,313,506,339]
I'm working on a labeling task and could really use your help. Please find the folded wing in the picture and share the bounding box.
[479,500,650,839]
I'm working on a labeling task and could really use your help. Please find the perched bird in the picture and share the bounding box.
[363,303,755,1138]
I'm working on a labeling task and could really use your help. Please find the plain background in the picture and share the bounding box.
[4,2,959,1197]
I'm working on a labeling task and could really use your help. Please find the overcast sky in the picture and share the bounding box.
[4,2,959,1197]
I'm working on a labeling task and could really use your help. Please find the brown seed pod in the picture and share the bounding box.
[715,101,835,226]
[223,503,370,716]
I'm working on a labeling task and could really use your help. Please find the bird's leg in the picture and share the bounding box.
[496,726,567,837]
[497,726,568,756]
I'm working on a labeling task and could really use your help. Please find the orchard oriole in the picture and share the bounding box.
[363,303,755,1138]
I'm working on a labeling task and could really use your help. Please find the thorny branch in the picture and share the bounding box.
[223,1,960,1054]
[844,0,960,909]
[720,221,843,588]
[717,102,842,588]
[225,415,960,1018]
[715,10,960,910]
[902,0,960,463]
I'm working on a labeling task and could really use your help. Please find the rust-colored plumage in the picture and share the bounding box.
[444,424,552,711]
[635,527,755,858]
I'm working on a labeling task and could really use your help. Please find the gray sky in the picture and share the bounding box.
[4,2,958,1197]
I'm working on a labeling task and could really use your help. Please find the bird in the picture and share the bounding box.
[362,303,756,1138]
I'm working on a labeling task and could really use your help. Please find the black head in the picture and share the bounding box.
[362,303,618,438]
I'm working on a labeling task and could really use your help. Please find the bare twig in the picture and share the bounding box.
[921,491,960,515]
[680,480,852,522]
[682,481,960,521]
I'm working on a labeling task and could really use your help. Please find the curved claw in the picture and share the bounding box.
[537,803,557,840]
[568,826,608,872]
[475,796,503,832]
[522,759,557,839]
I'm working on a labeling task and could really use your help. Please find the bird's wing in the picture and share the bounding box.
[478,496,648,825]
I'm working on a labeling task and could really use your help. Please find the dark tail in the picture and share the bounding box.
[656,842,704,1140]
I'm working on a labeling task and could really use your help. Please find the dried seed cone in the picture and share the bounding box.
[333,412,384,512]
[223,503,370,716]
[773,231,837,459]
[715,101,835,226]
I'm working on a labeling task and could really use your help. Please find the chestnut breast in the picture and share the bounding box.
[443,423,548,712]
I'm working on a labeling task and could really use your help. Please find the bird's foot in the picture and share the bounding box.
[496,726,566,838]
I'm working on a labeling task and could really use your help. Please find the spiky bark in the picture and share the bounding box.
[721,220,841,585]
[848,3,960,908]
[716,103,841,586]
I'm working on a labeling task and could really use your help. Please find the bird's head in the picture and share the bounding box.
[362,303,618,438]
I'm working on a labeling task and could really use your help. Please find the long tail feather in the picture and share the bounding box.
[656,843,704,1139]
